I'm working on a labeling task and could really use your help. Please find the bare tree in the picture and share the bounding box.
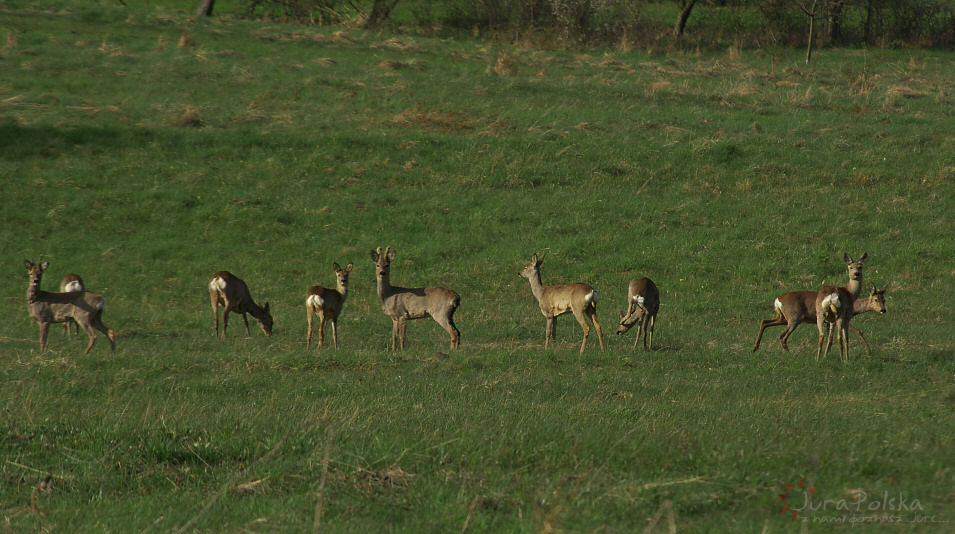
[365,0,399,29]
[674,0,700,38]
[197,0,215,16]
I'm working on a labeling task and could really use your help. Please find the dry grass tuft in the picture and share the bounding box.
[174,107,204,128]
[392,108,475,132]
[177,33,195,49]
[372,38,419,52]
[489,51,519,76]
[359,466,414,493]
[314,57,337,67]
[231,479,267,495]
[886,85,929,99]
[3,31,17,52]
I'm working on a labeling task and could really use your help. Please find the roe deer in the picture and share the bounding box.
[817,282,889,359]
[208,271,273,338]
[306,262,353,349]
[25,256,114,354]
[815,285,854,360]
[615,277,660,350]
[753,252,867,353]
[59,273,84,337]
[370,246,460,350]
[519,253,604,353]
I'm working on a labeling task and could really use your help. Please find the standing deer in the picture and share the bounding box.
[59,273,85,337]
[615,277,660,350]
[208,271,273,338]
[753,252,867,353]
[815,285,854,360]
[370,246,460,351]
[519,252,604,353]
[306,262,353,349]
[24,256,114,354]
[816,282,889,359]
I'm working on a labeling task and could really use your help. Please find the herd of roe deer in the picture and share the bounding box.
[23,249,888,360]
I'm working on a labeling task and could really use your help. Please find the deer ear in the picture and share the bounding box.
[844,252,852,264]
[880,282,889,292]
[370,250,379,262]
[859,252,868,263]
[536,253,546,265]
[619,309,625,318]
[24,259,33,269]
[345,263,353,272]
[333,262,341,271]
[263,302,270,313]
[869,282,875,294]
[40,261,49,270]
[387,249,396,262]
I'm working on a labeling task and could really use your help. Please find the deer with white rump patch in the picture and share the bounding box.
[519,253,604,353]
[616,277,659,350]
[24,256,114,354]
[306,262,353,349]
[370,246,461,350]
[59,273,85,337]
[753,253,867,353]
[815,282,889,360]
[208,271,273,338]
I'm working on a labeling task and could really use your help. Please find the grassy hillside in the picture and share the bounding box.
[1,1,953,532]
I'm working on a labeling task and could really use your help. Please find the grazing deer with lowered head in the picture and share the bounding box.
[753,252,867,353]
[208,271,273,338]
[306,262,353,349]
[24,256,114,354]
[370,246,461,350]
[616,277,660,350]
[519,253,604,353]
[59,273,84,338]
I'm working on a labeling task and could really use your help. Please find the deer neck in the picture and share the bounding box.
[337,281,349,301]
[846,277,863,299]
[525,272,546,303]
[376,273,393,302]
[246,300,267,320]
[852,296,873,315]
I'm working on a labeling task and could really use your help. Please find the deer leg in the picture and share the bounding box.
[398,318,407,350]
[544,317,555,350]
[573,308,591,354]
[754,316,786,352]
[39,321,51,351]
[840,320,850,361]
[815,318,827,360]
[589,308,604,351]
[76,319,97,354]
[221,307,231,338]
[306,306,315,348]
[318,313,327,348]
[330,317,338,349]
[646,315,655,350]
[778,320,802,353]
[433,313,460,350]
[391,319,400,351]
[824,322,836,357]
[211,295,221,337]
[241,312,252,337]
[91,315,114,350]
[849,326,871,356]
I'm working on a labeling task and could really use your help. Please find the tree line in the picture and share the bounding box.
[198,1,955,49]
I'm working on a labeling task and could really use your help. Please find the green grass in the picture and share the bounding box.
[2,2,954,532]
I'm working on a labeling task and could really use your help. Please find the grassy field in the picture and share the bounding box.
[2,1,954,532]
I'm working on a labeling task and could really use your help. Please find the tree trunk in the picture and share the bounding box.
[196,0,215,17]
[673,0,699,38]
[804,0,819,65]
[364,0,400,29]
